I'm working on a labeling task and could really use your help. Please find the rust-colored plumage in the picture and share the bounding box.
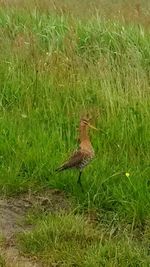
[56,117,97,191]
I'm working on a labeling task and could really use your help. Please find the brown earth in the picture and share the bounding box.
[0,189,71,267]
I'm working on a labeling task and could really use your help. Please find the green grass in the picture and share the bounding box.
[0,2,150,265]
[0,256,5,267]
[18,213,150,266]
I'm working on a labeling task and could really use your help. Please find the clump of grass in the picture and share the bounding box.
[18,214,99,265]
[18,213,150,266]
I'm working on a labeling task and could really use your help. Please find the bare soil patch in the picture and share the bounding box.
[0,189,71,267]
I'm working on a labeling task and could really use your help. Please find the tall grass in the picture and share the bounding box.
[0,6,150,226]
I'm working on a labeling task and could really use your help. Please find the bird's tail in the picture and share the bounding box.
[55,164,67,172]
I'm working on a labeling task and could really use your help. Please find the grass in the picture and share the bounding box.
[0,255,6,267]
[0,0,150,265]
[18,213,150,266]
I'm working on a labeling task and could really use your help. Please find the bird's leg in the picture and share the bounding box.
[77,171,84,192]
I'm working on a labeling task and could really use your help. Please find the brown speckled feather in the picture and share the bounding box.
[55,149,89,171]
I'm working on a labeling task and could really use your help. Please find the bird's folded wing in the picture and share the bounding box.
[64,150,85,168]
[56,150,86,171]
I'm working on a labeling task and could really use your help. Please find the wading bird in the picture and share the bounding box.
[55,117,97,192]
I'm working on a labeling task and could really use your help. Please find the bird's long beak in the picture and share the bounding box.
[88,123,98,130]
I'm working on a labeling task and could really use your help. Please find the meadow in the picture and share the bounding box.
[0,0,150,266]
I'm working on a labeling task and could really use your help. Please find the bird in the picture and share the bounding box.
[55,117,97,192]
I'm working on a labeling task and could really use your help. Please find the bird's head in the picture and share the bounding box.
[80,117,97,130]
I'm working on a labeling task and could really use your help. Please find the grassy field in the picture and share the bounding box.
[0,0,150,266]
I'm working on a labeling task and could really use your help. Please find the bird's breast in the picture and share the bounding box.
[78,149,95,170]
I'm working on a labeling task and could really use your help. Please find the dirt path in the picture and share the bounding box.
[0,189,70,267]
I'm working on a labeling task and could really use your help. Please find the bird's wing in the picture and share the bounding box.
[56,149,86,171]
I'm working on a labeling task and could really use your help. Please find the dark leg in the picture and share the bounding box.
[77,171,84,192]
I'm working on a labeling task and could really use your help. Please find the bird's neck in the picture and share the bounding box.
[79,125,89,143]
[79,125,94,153]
